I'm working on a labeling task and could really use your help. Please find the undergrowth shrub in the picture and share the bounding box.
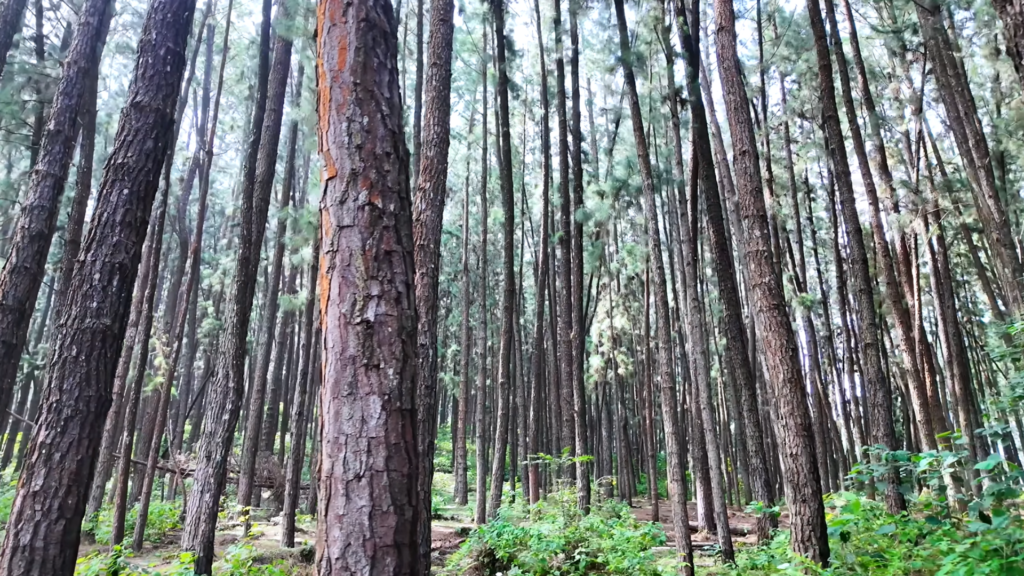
[85,499,183,546]
[442,487,672,576]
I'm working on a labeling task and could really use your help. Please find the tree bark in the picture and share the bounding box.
[0,0,29,81]
[474,31,490,526]
[411,0,454,562]
[486,0,517,520]
[528,0,551,504]
[237,17,297,519]
[0,0,197,568]
[452,102,475,507]
[314,0,419,568]
[567,0,590,513]
[809,0,906,514]
[714,0,831,562]
[180,0,287,568]
[282,223,318,549]
[612,0,694,571]
[0,0,114,439]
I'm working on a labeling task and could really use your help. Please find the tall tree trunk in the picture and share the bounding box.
[180,0,286,568]
[713,0,830,563]
[0,0,197,568]
[567,0,590,513]
[612,0,693,571]
[528,0,551,504]
[452,102,475,507]
[487,0,516,519]
[237,17,297,520]
[673,0,774,543]
[473,30,490,525]
[805,0,906,514]
[0,0,114,438]
[552,0,575,458]
[314,0,419,568]
[282,222,318,549]
[411,0,454,562]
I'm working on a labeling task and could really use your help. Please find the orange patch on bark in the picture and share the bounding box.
[319,253,329,334]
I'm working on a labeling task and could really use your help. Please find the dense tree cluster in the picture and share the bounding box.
[0,0,1020,572]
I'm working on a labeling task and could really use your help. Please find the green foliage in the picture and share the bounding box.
[0,475,16,526]
[443,490,672,576]
[86,499,183,546]
[217,544,292,576]
[74,547,197,576]
[711,489,1024,576]
[435,424,454,474]
[75,546,148,576]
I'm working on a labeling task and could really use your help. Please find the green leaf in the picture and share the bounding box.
[875,523,897,535]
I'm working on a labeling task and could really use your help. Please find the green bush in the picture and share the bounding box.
[713,489,1024,576]
[217,544,293,576]
[87,499,183,546]
[443,488,672,575]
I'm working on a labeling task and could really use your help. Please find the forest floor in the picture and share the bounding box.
[76,481,775,574]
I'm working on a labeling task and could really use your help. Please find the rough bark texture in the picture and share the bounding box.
[0,0,113,437]
[715,0,830,563]
[673,0,773,543]
[411,0,454,565]
[0,0,196,569]
[612,0,693,571]
[314,0,419,571]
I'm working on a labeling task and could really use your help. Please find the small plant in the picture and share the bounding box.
[74,546,149,576]
[443,487,673,576]
[218,544,292,576]
[87,499,183,546]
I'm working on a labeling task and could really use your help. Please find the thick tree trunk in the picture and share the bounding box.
[714,0,830,563]
[314,0,419,569]
[0,0,113,439]
[0,0,196,569]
